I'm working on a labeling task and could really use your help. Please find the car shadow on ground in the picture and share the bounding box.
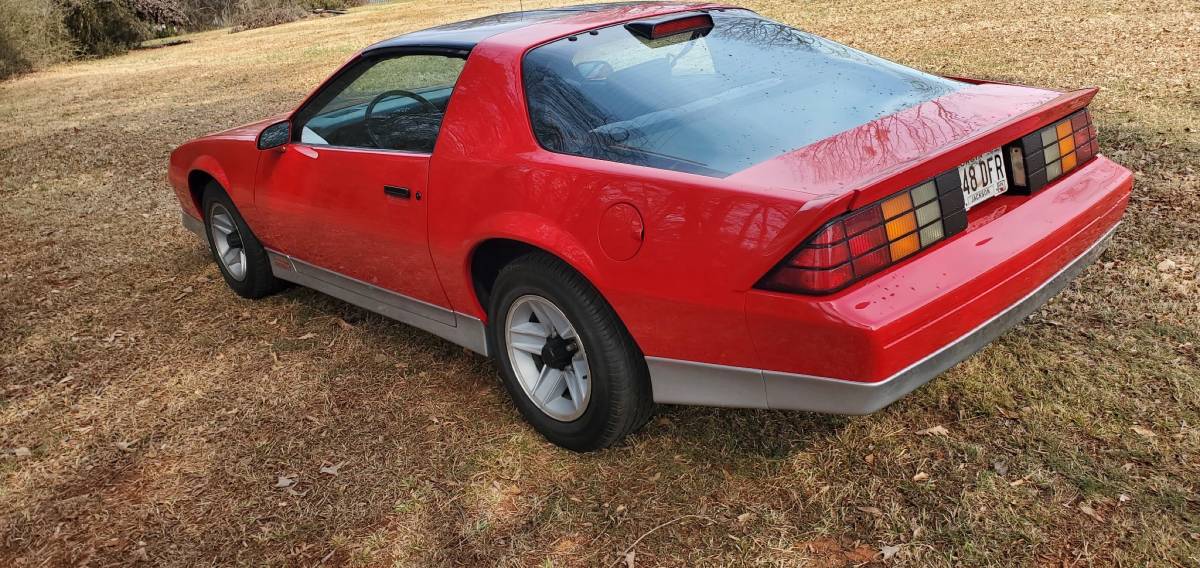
[229,240,853,462]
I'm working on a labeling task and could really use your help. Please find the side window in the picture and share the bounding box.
[296,54,467,153]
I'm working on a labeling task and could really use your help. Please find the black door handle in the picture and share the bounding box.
[383,186,411,199]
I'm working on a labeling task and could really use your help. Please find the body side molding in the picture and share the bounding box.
[267,249,490,355]
[181,210,488,355]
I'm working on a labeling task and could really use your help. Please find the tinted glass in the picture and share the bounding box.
[297,55,466,152]
[523,10,962,176]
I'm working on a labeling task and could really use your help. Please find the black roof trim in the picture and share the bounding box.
[363,3,655,53]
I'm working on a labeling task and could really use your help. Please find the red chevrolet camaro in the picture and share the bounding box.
[169,3,1131,450]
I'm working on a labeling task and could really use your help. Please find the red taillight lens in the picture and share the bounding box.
[847,225,887,256]
[757,173,969,295]
[789,242,850,268]
[767,262,855,293]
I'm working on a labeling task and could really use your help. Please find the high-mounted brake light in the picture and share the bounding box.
[757,170,969,295]
[625,13,714,40]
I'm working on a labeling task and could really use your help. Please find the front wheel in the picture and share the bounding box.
[202,184,283,299]
[488,253,654,451]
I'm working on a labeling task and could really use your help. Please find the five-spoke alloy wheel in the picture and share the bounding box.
[505,295,592,421]
[201,183,284,299]
[489,252,654,451]
[208,203,248,282]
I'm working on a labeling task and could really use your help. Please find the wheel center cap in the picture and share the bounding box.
[540,335,576,370]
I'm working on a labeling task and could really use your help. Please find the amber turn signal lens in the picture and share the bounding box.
[889,233,920,260]
[881,193,912,220]
[885,212,916,241]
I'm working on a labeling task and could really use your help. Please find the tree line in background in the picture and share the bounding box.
[0,0,368,79]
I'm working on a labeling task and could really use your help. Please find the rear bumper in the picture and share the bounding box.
[647,223,1116,413]
[648,155,1130,412]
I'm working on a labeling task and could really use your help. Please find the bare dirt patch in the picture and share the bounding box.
[1,0,1197,566]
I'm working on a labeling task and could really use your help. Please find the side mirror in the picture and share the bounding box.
[257,120,291,151]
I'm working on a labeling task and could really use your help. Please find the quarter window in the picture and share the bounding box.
[296,54,466,153]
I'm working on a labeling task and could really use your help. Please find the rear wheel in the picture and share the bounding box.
[488,253,654,451]
[202,184,283,299]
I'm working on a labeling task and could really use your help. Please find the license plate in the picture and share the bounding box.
[959,148,1009,210]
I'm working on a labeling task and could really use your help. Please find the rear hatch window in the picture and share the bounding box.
[523,10,962,177]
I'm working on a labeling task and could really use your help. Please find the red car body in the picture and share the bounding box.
[169,3,1130,415]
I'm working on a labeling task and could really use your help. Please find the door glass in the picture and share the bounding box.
[297,55,466,153]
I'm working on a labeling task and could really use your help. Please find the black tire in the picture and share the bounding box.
[488,252,655,451]
[201,183,284,299]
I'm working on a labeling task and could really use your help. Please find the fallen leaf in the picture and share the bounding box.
[320,461,345,476]
[1157,259,1177,272]
[736,512,755,523]
[1118,494,1131,503]
[1078,503,1104,522]
[857,506,883,517]
[1010,475,1032,487]
[624,550,635,568]
[275,474,298,488]
[917,425,949,436]
[172,286,194,301]
[912,472,930,482]
[297,333,317,340]
[1131,426,1156,438]
[880,544,901,560]
[13,447,31,458]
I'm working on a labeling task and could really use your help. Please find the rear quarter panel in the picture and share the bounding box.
[427,39,823,367]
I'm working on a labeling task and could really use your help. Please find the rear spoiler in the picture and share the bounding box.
[942,74,1028,87]
[840,86,1100,209]
[944,74,1097,114]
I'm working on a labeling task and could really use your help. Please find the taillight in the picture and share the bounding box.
[1009,108,1098,193]
[757,170,968,294]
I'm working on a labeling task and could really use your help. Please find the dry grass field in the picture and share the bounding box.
[1,0,1197,565]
